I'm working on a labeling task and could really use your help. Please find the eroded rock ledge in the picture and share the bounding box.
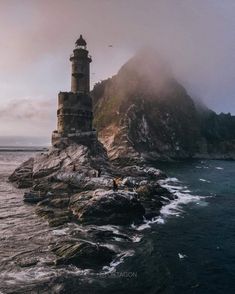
[9,141,174,269]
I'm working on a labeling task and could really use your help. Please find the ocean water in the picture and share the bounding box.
[0,151,235,293]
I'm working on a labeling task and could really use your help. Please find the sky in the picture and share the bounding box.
[0,0,234,143]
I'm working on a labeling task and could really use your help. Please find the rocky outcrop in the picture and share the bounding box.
[9,140,110,190]
[52,241,115,269]
[70,189,145,225]
[92,49,235,161]
[9,142,172,269]
[9,157,34,188]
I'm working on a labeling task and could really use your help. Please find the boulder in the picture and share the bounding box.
[55,172,113,191]
[70,189,145,225]
[136,183,174,219]
[49,198,70,209]
[9,157,34,188]
[136,183,172,200]
[52,241,115,269]
[35,206,73,227]
[17,257,38,268]
[48,215,71,227]
[121,165,166,180]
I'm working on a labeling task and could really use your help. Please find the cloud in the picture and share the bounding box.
[0,98,54,121]
[0,97,56,136]
[0,0,234,138]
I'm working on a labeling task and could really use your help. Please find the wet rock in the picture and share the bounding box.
[17,257,38,268]
[143,167,167,179]
[85,228,132,242]
[35,206,55,219]
[9,157,34,188]
[49,198,70,209]
[52,241,115,269]
[35,206,72,227]
[121,165,167,180]
[136,183,172,200]
[24,191,46,204]
[121,176,140,188]
[9,142,111,192]
[70,189,145,225]
[136,183,174,219]
[48,215,71,227]
[55,172,113,191]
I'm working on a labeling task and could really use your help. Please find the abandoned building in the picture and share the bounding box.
[52,35,96,147]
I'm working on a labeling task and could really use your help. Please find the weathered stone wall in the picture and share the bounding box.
[70,48,91,94]
[57,92,93,134]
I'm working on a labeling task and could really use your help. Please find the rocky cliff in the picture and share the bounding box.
[92,50,235,162]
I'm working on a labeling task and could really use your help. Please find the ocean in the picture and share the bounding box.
[0,150,235,293]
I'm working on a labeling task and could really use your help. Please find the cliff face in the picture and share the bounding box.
[92,50,235,161]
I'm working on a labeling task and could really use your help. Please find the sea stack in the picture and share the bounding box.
[52,35,96,148]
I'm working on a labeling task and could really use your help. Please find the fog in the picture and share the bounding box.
[0,0,234,138]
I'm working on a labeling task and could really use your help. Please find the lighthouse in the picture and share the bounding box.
[70,35,92,94]
[52,35,96,147]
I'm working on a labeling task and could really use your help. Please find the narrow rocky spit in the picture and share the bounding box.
[9,140,175,271]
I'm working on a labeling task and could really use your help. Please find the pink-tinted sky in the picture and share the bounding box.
[0,0,234,140]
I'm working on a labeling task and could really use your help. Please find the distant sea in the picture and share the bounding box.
[0,146,48,152]
[0,149,235,293]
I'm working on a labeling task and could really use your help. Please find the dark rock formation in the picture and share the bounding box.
[92,49,235,161]
[9,157,34,188]
[70,189,145,225]
[9,139,170,230]
[9,140,109,190]
[52,241,115,269]
[8,136,174,270]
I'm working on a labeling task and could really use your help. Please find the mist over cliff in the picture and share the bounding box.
[92,50,235,162]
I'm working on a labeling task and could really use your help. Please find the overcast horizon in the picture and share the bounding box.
[0,0,235,141]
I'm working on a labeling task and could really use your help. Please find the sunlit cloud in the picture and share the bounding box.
[0,0,234,137]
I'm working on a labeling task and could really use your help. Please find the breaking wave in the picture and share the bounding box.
[134,177,206,231]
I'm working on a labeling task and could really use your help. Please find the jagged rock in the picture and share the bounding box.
[35,206,55,219]
[9,141,110,190]
[35,206,72,227]
[9,158,34,188]
[17,257,38,268]
[70,189,145,225]
[52,241,115,269]
[48,216,71,227]
[136,183,173,200]
[49,198,70,209]
[24,191,46,204]
[136,183,174,219]
[85,228,132,242]
[33,145,89,178]
[121,165,167,180]
[55,172,113,191]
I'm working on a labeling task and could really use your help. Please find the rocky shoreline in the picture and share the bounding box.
[9,141,175,270]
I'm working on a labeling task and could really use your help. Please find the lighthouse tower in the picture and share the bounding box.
[70,35,91,94]
[52,35,96,147]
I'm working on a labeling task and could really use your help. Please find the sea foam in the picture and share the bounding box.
[134,177,204,231]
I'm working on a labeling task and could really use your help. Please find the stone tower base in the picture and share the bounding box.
[52,130,97,149]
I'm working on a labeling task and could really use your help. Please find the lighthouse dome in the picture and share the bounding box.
[75,35,87,47]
